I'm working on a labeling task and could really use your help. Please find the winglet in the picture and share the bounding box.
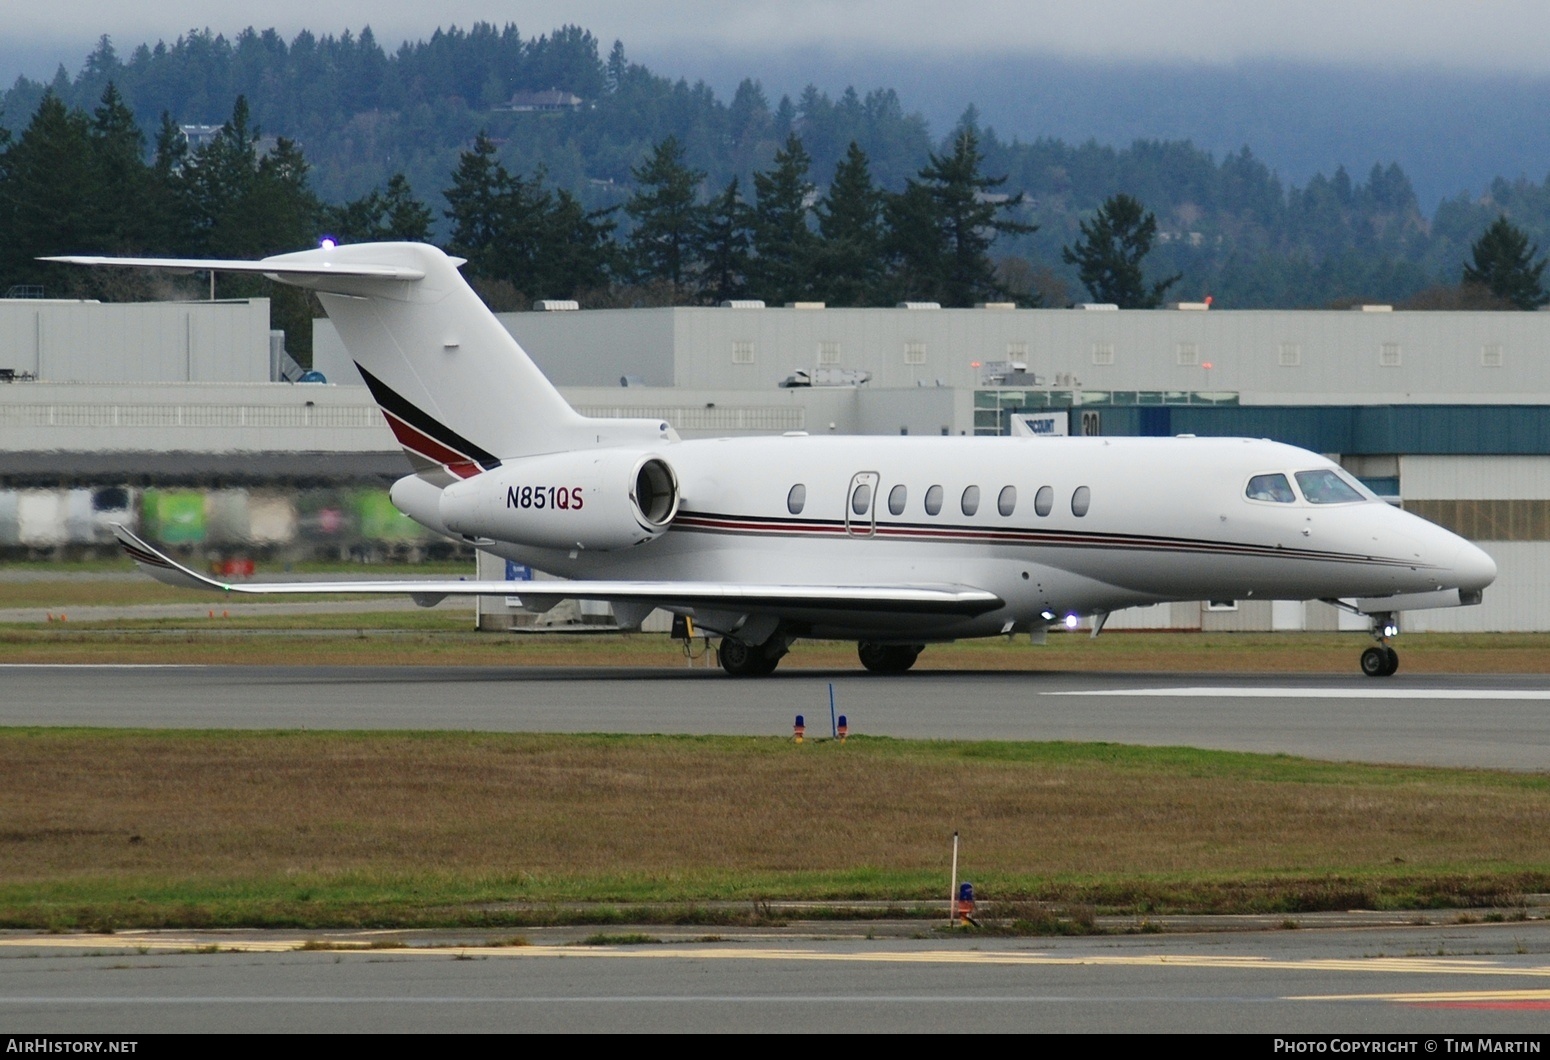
[111,524,233,593]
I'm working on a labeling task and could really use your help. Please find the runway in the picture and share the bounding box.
[5,664,1550,769]
[5,923,1550,1033]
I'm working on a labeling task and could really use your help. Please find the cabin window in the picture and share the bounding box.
[787,484,806,515]
[924,485,943,515]
[1245,473,1295,503]
[1295,469,1364,505]
[998,486,1017,516]
[888,484,907,516]
[1034,485,1054,517]
[1071,485,1091,517]
[961,485,981,516]
[851,482,872,515]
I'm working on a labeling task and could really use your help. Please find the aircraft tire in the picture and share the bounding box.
[858,642,922,674]
[719,638,781,677]
[1360,646,1394,678]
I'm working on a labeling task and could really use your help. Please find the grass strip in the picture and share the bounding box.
[2,729,1547,930]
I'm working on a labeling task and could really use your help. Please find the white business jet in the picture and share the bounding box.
[52,243,1497,677]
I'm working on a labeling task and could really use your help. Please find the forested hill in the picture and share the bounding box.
[3,23,1549,309]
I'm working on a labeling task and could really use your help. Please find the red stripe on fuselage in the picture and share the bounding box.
[670,511,1424,568]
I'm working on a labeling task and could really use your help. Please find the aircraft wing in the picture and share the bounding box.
[111,526,1002,616]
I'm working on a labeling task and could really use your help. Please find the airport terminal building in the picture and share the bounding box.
[2,294,1548,632]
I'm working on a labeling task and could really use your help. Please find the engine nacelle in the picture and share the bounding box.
[389,473,453,537]
[439,450,679,551]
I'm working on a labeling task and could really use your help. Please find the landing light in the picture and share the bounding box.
[1063,614,1080,629]
[1383,623,1398,638]
[319,236,338,250]
[1040,610,1056,622]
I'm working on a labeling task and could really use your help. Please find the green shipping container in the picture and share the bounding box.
[141,490,206,544]
[354,489,423,542]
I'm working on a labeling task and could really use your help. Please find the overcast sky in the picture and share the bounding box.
[7,1,1550,79]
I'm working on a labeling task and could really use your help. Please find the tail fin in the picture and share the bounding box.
[48,243,673,480]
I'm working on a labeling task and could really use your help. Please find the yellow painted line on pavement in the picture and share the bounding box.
[1292,988,1550,1003]
[5,934,1550,983]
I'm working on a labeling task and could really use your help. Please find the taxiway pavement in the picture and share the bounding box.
[4,922,1550,1033]
[4,664,1550,769]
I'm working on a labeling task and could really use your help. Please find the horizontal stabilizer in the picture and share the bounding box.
[42,254,427,282]
[111,525,1002,616]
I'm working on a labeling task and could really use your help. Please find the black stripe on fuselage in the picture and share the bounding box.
[670,509,1432,569]
[355,363,502,471]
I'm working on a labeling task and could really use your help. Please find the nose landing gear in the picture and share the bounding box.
[1360,611,1399,677]
[1360,644,1399,677]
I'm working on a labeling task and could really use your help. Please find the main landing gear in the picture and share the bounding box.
[857,642,924,674]
[717,637,786,677]
[1360,611,1400,678]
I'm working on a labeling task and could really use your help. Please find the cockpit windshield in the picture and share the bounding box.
[1245,473,1296,503]
[1294,469,1366,504]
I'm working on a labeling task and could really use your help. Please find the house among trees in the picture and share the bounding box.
[499,90,584,112]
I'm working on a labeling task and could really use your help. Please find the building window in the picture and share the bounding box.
[1006,341,1028,359]
[1205,599,1239,612]
[904,341,927,365]
[1091,343,1115,366]
[1482,343,1503,368]
[732,340,755,364]
[1175,342,1198,366]
[1379,342,1402,367]
[1279,343,1301,367]
[818,341,841,365]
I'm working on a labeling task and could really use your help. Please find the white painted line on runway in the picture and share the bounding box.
[1044,687,1550,700]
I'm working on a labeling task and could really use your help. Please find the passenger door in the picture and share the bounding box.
[845,471,880,537]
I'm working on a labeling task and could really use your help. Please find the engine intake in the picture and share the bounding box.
[439,450,679,551]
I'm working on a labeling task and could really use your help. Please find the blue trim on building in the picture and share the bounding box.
[1083,405,1550,455]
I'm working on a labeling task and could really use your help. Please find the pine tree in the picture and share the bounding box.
[880,180,944,303]
[446,138,614,300]
[0,92,98,292]
[1062,193,1180,308]
[624,136,705,293]
[329,173,433,243]
[147,112,192,253]
[917,128,1035,306]
[749,133,818,304]
[88,83,150,253]
[444,132,513,280]
[1463,215,1549,310]
[181,97,271,258]
[815,142,884,306]
[699,176,752,304]
[605,40,627,94]
[536,187,617,298]
[378,174,434,241]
